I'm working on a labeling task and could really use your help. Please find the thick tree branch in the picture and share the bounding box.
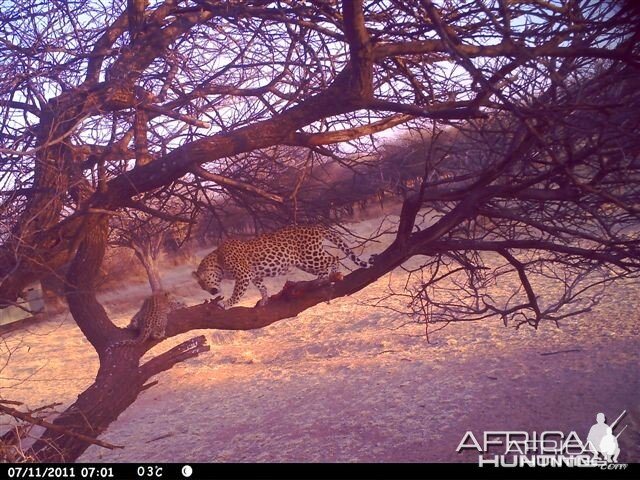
[84,11,129,84]
[64,215,119,353]
[139,335,210,380]
[95,65,367,207]
[367,99,486,119]
[0,100,40,117]
[288,114,413,146]
[160,192,477,337]
[342,0,373,98]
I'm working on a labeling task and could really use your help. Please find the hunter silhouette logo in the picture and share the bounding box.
[586,411,627,463]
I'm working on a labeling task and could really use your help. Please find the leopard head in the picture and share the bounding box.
[192,251,224,296]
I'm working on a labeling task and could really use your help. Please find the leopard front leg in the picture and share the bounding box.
[222,274,251,309]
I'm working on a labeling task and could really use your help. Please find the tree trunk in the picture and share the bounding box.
[26,215,138,461]
[134,247,163,292]
[27,332,208,462]
[28,361,143,462]
[26,216,208,462]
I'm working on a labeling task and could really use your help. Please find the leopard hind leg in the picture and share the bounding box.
[223,273,251,309]
[252,277,269,306]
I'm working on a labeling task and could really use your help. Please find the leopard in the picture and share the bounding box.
[108,291,186,350]
[192,224,374,309]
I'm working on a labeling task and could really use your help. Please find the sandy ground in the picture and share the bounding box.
[1,216,639,463]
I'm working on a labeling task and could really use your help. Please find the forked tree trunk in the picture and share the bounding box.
[27,216,135,460]
[26,216,207,462]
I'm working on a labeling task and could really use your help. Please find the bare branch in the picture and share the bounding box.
[191,165,285,204]
[0,404,124,451]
